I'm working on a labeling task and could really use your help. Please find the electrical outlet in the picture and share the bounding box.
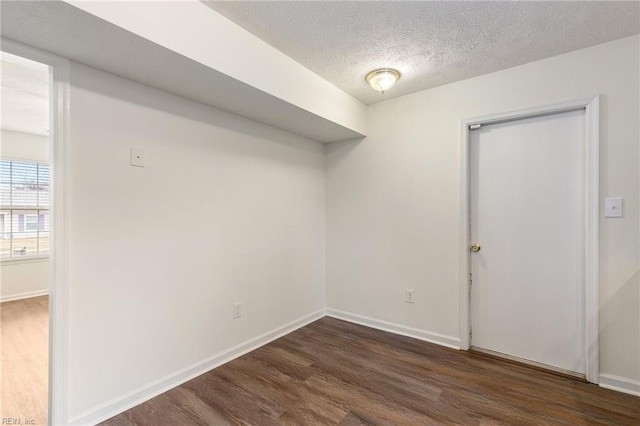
[405,289,414,304]
[233,301,242,319]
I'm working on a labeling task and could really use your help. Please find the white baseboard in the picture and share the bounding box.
[69,308,326,426]
[599,373,640,397]
[326,308,460,350]
[1,289,49,303]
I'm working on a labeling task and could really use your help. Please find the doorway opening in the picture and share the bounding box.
[1,50,51,425]
[458,98,600,383]
[1,39,69,425]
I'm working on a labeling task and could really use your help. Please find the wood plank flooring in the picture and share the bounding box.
[0,295,48,425]
[101,317,640,425]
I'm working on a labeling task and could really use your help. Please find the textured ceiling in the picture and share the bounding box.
[204,1,640,105]
[1,53,49,136]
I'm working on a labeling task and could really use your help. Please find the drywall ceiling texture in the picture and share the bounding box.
[0,56,49,135]
[205,1,640,105]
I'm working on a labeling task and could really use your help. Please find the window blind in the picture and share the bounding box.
[0,159,50,258]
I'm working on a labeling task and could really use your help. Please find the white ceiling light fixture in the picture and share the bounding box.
[365,68,401,93]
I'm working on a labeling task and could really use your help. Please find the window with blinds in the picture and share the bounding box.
[0,159,50,259]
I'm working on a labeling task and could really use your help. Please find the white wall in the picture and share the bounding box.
[67,63,326,420]
[1,129,49,162]
[1,258,48,302]
[326,35,640,383]
[0,129,49,301]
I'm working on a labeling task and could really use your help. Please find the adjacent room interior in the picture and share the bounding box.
[0,1,638,425]
[0,52,51,424]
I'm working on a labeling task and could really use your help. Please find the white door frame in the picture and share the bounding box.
[458,97,600,383]
[2,38,70,424]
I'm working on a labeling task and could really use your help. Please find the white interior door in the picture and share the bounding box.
[470,109,586,375]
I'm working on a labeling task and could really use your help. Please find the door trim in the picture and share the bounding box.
[2,38,71,424]
[458,97,600,383]
[470,346,588,381]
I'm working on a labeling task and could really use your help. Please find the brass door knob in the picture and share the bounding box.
[470,243,481,252]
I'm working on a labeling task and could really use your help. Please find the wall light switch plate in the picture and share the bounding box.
[604,197,623,218]
[130,146,145,167]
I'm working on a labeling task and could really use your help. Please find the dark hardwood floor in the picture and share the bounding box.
[101,317,640,425]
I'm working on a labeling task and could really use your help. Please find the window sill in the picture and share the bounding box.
[1,256,49,265]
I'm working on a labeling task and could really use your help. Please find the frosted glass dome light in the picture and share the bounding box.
[365,68,401,93]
